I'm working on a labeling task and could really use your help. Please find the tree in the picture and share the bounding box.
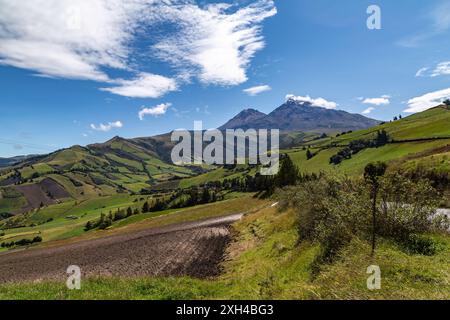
[142,201,150,213]
[364,162,387,256]
[375,130,389,147]
[126,207,133,217]
[84,220,93,231]
[443,99,450,106]
[201,188,210,204]
[306,149,314,160]
[275,155,299,187]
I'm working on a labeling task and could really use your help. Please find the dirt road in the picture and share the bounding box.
[0,214,243,284]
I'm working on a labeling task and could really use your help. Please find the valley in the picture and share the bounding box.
[0,102,449,300]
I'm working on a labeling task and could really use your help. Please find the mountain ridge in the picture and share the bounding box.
[220,99,380,132]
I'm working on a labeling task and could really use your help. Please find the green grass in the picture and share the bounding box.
[325,106,450,146]
[2,204,447,300]
[0,187,27,213]
[19,163,54,180]
[1,194,141,243]
[287,139,450,176]
[1,193,261,247]
[311,235,450,299]
[110,194,265,231]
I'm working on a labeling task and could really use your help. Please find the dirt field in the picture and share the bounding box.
[0,214,242,284]
[14,178,70,214]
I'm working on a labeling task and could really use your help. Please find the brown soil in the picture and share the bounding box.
[14,178,70,214]
[0,214,242,284]
[39,178,70,199]
[15,184,54,210]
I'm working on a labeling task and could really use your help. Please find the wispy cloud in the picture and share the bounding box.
[286,94,338,110]
[431,61,450,77]
[415,62,450,78]
[243,85,271,96]
[139,103,171,120]
[0,0,146,81]
[405,88,450,113]
[362,107,375,115]
[90,121,123,132]
[0,0,276,98]
[153,0,277,86]
[415,67,429,77]
[101,73,177,98]
[398,2,450,47]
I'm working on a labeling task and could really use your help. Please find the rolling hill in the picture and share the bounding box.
[286,105,450,175]
[0,136,204,215]
[1,104,449,216]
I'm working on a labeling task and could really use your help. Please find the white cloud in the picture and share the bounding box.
[362,96,390,106]
[405,88,450,113]
[101,73,177,98]
[286,94,338,110]
[153,0,277,86]
[0,0,276,97]
[139,103,171,120]
[90,121,123,132]
[0,0,148,81]
[431,61,450,77]
[415,67,429,77]
[243,85,271,96]
[362,107,375,115]
[415,62,450,78]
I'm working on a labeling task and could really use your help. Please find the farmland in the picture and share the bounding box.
[0,106,449,300]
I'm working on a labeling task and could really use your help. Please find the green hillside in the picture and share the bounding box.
[288,105,450,176]
[0,136,204,215]
[1,105,449,218]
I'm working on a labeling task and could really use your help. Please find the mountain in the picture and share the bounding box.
[0,155,37,168]
[220,97,380,133]
[220,108,267,130]
[1,105,449,216]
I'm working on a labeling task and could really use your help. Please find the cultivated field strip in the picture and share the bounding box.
[0,214,243,284]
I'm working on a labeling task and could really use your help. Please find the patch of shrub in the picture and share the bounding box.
[1,235,43,248]
[402,234,440,256]
[276,172,446,271]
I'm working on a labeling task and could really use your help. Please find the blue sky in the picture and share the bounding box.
[1,0,450,157]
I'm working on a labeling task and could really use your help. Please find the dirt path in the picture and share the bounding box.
[0,214,243,284]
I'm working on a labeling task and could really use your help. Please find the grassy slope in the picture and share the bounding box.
[288,106,450,176]
[0,194,264,252]
[0,194,142,246]
[1,205,448,300]
[0,138,202,207]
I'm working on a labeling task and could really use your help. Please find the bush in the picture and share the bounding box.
[276,176,371,264]
[32,236,43,243]
[276,173,445,266]
[403,234,439,256]
[378,173,446,242]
